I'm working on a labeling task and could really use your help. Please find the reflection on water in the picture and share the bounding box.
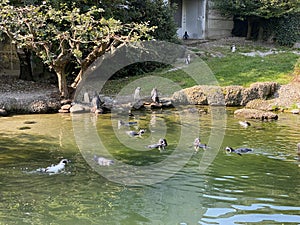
[0,108,300,224]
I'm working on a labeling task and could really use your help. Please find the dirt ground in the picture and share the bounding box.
[0,75,59,101]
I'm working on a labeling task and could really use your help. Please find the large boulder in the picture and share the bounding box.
[171,82,279,106]
[172,85,224,105]
[69,104,91,113]
[245,99,277,111]
[222,85,244,106]
[0,97,60,114]
[241,82,278,105]
[172,85,207,105]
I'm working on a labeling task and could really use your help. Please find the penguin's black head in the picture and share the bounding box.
[60,159,70,164]
[225,147,233,153]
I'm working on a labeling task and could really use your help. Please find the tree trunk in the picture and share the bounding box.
[246,17,252,40]
[71,69,83,89]
[17,48,33,81]
[55,68,69,99]
[257,24,264,41]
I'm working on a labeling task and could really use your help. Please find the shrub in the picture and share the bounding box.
[264,14,300,46]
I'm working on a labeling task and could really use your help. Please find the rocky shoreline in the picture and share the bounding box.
[1,74,299,120]
[0,76,61,116]
[171,81,300,120]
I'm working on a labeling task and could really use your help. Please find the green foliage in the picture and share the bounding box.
[101,0,178,42]
[212,0,299,19]
[0,0,155,96]
[264,13,300,46]
[274,14,300,46]
[212,0,300,46]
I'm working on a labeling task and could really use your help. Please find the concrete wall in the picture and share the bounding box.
[206,1,233,39]
[170,0,233,40]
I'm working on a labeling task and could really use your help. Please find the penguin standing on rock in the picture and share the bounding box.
[134,87,141,102]
[151,88,159,103]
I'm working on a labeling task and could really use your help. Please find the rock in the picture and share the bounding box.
[171,90,189,104]
[61,99,72,105]
[0,108,8,116]
[29,100,49,113]
[172,82,278,106]
[245,99,277,111]
[234,108,278,120]
[70,104,90,113]
[222,85,244,106]
[241,82,278,105]
[91,94,102,109]
[291,109,300,114]
[132,100,144,110]
[161,98,174,108]
[94,108,104,114]
[61,104,71,110]
[204,86,225,105]
[0,97,18,111]
[150,102,163,109]
[58,109,70,113]
[172,86,208,105]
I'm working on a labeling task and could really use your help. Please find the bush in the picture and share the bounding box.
[104,0,178,42]
[264,14,300,46]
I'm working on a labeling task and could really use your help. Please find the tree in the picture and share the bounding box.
[0,1,155,98]
[101,0,178,42]
[212,0,300,40]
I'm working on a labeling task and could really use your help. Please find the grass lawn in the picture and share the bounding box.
[101,44,299,95]
[207,52,298,86]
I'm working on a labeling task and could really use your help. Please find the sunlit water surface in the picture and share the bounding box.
[0,107,300,225]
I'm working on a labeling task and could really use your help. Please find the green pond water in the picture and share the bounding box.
[0,107,300,225]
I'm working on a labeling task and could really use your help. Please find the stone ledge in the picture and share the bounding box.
[234,108,278,120]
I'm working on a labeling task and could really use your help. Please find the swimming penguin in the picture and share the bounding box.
[38,159,70,174]
[118,120,138,129]
[239,121,251,128]
[194,138,208,151]
[94,155,114,166]
[126,129,145,137]
[148,138,168,151]
[225,146,253,156]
